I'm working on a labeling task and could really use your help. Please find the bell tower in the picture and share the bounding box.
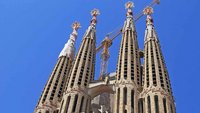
[34,22,80,113]
[114,2,141,113]
[59,9,99,113]
[140,7,176,113]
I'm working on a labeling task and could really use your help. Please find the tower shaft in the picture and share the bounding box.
[140,7,176,113]
[114,2,141,113]
[35,57,72,113]
[34,22,80,113]
[59,9,99,113]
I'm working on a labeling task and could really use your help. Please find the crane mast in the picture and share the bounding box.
[99,36,112,80]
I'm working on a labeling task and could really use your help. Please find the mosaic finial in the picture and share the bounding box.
[90,9,100,24]
[72,22,81,30]
[125,1,134,9]
[91,9,100,17]
[143,7,154,15]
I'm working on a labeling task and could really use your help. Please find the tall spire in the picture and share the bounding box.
[114,2,141,113]
[34,22,80,113]
[59,9,99,113]
[141,7,176,113]
[59,22,81,59]
[116,1,141,85]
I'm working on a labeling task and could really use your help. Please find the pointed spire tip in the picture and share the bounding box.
[125,1,134,9]
[72,22,81,30]
[90,9,100,25]
[143,7,154,25]
[91,9,100,17]
[143,7,154,15]
[125,1,134,16]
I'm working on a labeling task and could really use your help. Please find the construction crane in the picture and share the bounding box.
[99,35,112,80]
[97,0,160,80]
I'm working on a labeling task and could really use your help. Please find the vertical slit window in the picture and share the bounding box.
[163,98,167,113]
[138,98,143,113]
[117,88,120,113]
[147,96,151,113]
[65,96,71,113]
[79,96,84,112]
[138,100,140,113]
[131,90,134,111]
[141,98,144,113]
[124,87,127,105]
[154,95,159,113]
[72,95,78,112]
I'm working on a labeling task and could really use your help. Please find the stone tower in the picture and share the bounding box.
[34,22,80,113]
[34,1,176,113]
[114,2,141,113]
[139,7,176,113]
[59,9,99,113]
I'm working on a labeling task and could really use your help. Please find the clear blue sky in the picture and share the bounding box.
[0,0,200,113]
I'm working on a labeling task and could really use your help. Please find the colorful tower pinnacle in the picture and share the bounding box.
[114,1,141,113]
[59,9,99,113]
[140,7,176,113]
[34,22,80,113]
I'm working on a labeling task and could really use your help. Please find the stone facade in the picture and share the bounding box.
[34,2,176,113]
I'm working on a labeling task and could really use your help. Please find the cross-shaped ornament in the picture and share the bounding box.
[143,6,154,15]
[72,22,81,30]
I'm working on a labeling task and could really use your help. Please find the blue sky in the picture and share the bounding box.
[0,0,200,113]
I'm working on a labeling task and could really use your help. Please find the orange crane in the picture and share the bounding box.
[97,0,160,80]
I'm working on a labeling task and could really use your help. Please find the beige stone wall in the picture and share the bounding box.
[35,56,72,113]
